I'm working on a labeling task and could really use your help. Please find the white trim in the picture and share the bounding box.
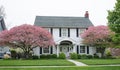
[56,37,76,44]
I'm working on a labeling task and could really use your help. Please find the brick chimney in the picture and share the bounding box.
[84,11,89,18]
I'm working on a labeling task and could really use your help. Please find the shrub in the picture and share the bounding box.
[105,49,112,59]
[81,54,87,59]
[10,50,17,59]
[70,53,78,59]
[78,54,81,59]
[3,54,11,59]
[93,53,99,58]
[40,54,57,59]
[87,55,93,59]
[40,54,46,59]
[51,54,57,59]
[59,53,66,59]
[46,54,52,59]
[32,55,39,59]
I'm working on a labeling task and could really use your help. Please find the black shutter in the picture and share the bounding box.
[68,28,70,37]
[51,28,53,35]
[87,46,89,54]
[76,28,79,37]
[1,18,6,30]
[59,28,61,37]
[40,47,42,54]
[86,28,88,30]
[50,46,53,54]
[77,45,79,54]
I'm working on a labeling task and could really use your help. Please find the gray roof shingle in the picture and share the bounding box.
[34,16,93,28]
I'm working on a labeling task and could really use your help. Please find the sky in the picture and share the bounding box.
[1,0,116,29]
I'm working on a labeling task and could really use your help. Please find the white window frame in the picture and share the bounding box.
[61,28,68,37]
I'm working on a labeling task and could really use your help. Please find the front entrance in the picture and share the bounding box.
[59,41,73,57]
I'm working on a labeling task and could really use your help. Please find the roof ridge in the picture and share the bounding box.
[36,16,85,18]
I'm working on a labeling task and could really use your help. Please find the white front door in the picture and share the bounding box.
[60,45,73,57]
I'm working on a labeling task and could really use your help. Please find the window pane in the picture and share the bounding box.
[80,46,85,53]
[43,47,49,53]
[61,28,68,37]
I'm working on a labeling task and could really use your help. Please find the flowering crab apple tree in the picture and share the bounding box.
[0,24,54,58]
[81,25,114,57]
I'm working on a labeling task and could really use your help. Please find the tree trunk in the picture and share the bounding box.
[24,51,29,59]
[99,47,105,58]
[23,49,32,59]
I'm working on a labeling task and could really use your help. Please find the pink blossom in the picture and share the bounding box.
[0,24,54,56]
[81,25,113,45]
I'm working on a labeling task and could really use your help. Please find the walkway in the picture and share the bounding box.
[67,59,88,66]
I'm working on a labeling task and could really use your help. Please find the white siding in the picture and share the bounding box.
[33,27,96,56]
[53,28,60,42]
[33,47,40,56]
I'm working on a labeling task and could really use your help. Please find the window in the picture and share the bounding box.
[60,47,62,52]
[80,46,85,53]
[45,28,50,32]
[43,47,49,53]
[45,28,53,34]
[79,29,85,35]
[67,47,69,52]
[61,28,68,37]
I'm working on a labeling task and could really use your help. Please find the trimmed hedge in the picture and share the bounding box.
[87,55,93,59]
[40,54,57,59]
[77,54,93,59]
[32,55,39,59]
[81,54,88,59]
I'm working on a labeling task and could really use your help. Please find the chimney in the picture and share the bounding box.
[84,11,89,18]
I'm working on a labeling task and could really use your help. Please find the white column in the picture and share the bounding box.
[57,45,59,57]
[73,44,76,53]
[52,45,55,54]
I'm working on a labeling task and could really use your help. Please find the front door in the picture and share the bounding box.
[60,45,73,57]
[59,41,73,57]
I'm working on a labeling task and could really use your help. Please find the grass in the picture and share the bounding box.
[0,66,120,70]
[0,59,75,66]
[77,59,120,65]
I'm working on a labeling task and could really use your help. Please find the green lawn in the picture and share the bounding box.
[0,59,75,66]
[77,59,120,65]
[0,66,119,70]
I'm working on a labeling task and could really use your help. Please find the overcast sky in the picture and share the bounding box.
[1,0,116,29]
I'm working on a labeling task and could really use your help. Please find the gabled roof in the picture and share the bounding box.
[0,16,6,31]
[34,16,93,28]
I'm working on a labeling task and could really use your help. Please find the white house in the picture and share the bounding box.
[0,16,10,58]
[33,11,96,57]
